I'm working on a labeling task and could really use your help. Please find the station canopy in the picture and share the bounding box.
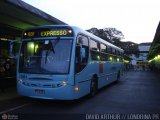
[148,22,160,60]
[0,0,66,38]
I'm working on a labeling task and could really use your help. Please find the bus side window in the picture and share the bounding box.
[112,49,116,61]
[107,46,112,54]
[75,35,89,73]
[120,52,123,62]
[90,39,100,61]
[107,46,112,61]
[100,43,108,61]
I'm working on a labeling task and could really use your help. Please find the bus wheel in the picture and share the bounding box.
[90,77,97,97]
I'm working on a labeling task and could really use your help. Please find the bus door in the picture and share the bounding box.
[75,35,90,96]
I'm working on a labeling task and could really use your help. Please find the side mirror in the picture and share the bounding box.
[76,44,86,63]
[80,47,86,60]
[75,44,88,73]
[9,40,20,60]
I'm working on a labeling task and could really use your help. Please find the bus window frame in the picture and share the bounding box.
[90,38,100,61]
[75,34,89,74]
[100,43,108,61]
[19,38,74,75]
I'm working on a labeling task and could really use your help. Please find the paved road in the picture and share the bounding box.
[0,70,160,120]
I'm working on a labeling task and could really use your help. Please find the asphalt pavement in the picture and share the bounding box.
[0,70,160,120]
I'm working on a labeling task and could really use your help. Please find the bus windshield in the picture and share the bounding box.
[19,39,72,74]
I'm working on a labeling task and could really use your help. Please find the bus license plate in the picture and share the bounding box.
[35,89,45,94]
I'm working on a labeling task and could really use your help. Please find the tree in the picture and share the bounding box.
[87,27,124,43]
[103,28,124,41]
[121,41,139,57]
[87,27,139,57]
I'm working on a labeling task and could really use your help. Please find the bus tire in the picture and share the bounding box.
[90,77,98,97]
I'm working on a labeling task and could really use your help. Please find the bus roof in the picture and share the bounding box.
[22,25,124,52]
[69,26,124,52]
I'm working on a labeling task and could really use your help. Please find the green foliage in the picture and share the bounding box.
[87,27,139,57]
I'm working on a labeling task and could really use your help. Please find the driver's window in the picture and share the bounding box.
[75,35,89,73]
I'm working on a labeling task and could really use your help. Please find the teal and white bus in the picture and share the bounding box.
[17,25,124,100]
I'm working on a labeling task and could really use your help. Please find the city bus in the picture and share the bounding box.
[17,25,124,100]
[0,39,20,90]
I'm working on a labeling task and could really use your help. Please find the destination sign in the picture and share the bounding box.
[41,30,67,36]
[23,28,73,38]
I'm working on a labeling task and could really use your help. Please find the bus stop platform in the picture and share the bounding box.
[0,73,18,101]
[0,87,19,101]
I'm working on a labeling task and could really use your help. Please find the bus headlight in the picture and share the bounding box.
[18,79,23,84]
[55,81,67,88]
[62,81,67,86]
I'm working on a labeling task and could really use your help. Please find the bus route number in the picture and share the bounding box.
[27,32,35,37]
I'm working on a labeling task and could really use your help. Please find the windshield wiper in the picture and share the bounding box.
[45,39,60,64]
[45,50,49,64]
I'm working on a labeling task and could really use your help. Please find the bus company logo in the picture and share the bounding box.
[2,114,8,120]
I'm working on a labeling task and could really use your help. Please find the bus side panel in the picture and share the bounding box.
[97,61,120,88]
[75,63,95,98]
[97,62,111,88]
[74,61,124,99]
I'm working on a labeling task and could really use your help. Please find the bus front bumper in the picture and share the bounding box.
[17,83,79,100]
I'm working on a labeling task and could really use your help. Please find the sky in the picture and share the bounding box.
[22,0,160,44]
